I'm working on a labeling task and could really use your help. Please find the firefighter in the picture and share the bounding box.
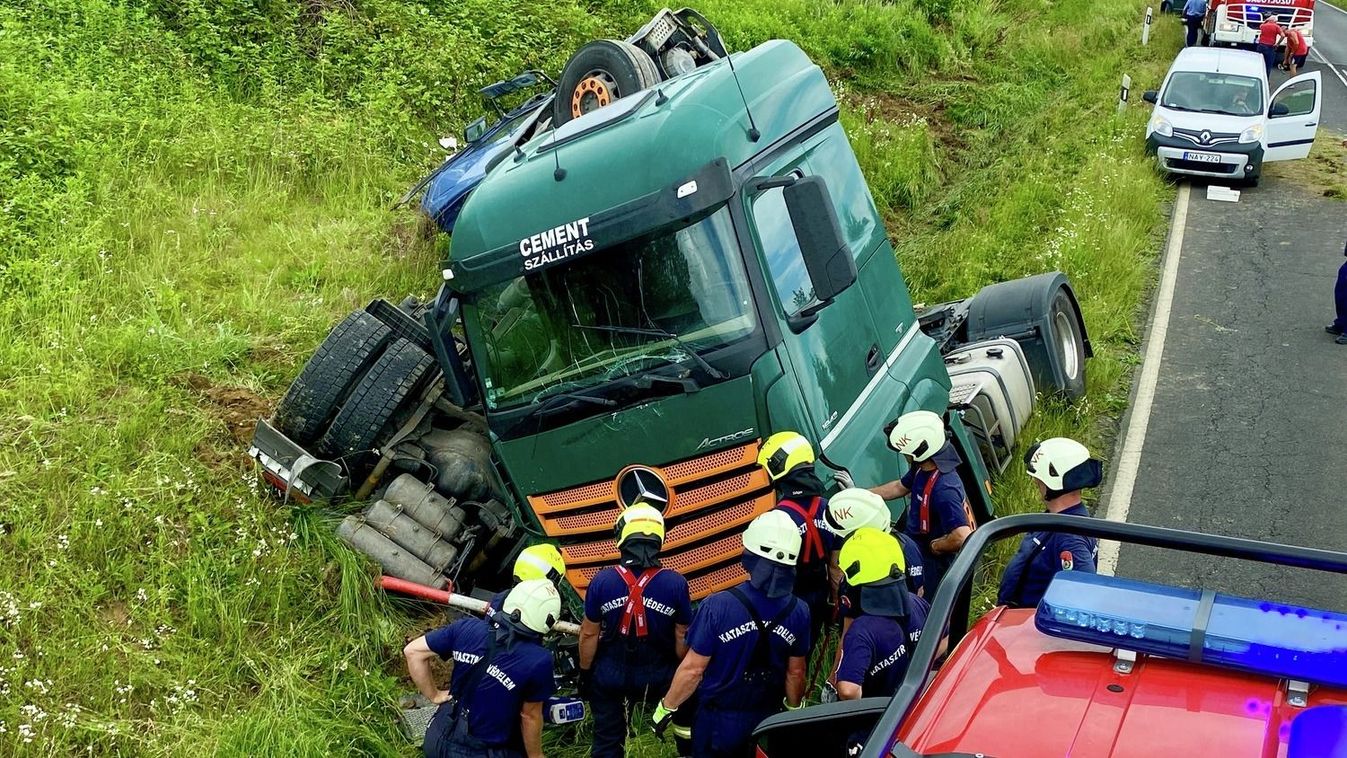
[833,527,930,702]
[757,431,843,646]
[868,411,975,595]
[652,511,811,758]
[576,503,693,758]
[485,543,567,621]
[405,578,561,758]
[1329,237,1347,345]
[825,487,925,597]
[996,438,1103,609]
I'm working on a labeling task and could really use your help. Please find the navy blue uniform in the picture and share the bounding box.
[422,618,556,758]
[996,504,1098,608]
[834,594,930,698]
[774,495,842,641]
[484,590,508,622]
[896,531,925,597]
[902,443,973,595]
[686,582,811,758]
[584,566,692,758]
[1333,257,1347,335]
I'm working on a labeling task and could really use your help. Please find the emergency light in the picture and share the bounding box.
[1036,573,1347,688]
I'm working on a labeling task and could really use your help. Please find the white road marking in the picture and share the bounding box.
[1318,0,1346,15]
[1310,47,1347,90]
[1097,183,1191,576]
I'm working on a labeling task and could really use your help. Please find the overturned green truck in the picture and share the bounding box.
[249,31,1092,617]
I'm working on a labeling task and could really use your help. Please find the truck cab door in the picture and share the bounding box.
[1265,71,1321,162]
[748,178,876,444]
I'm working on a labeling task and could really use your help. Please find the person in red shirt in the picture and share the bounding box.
[1256,16,1285,72]
[1281,27,1309,76]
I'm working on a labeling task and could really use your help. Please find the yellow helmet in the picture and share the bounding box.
[513,543,565,585]
[614,502,665,545]
[758,431,816,481]
[838,527,906,586]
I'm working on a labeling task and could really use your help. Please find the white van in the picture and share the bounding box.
[1143,47,1321,186]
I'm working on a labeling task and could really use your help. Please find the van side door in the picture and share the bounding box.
[1264,70,1321,162]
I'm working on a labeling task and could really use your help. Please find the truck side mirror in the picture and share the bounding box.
[782,176,857,304]
[425,287,479,408]
[1142,90,1158,104]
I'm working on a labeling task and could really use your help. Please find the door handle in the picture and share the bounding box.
[865,344,882,374]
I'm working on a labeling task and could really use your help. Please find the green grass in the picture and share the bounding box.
[0,0,1179,754]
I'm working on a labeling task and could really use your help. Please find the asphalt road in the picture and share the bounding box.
[1106,18,1347,609]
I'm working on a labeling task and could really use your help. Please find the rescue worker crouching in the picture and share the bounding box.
[577,502,693,758]
[757,431,843,648]
[404,579,561,758]
[486,543,567,622]
[868,411,975,596]
[652,511,811,758]
[996,437,1103,609]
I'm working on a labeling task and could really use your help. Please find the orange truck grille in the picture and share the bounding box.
[527,441,772,600]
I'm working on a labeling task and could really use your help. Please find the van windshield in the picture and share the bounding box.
[1161,72,1263,117]
[473,207,755,410]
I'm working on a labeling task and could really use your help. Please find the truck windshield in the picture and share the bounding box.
[1161,72,1263,117]
[474,207,755,410]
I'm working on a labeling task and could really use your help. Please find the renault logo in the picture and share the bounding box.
[616,465,671,510]
[1200,130,1212,144]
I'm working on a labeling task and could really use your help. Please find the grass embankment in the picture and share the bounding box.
[0,0,1177,755]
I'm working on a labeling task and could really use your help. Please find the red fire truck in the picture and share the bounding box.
[1206,0,1316,49]
[754,515,1347,758]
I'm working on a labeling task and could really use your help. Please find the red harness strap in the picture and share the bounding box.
[777,497,826,564]
[615,566,661,638]
[917,470,941,534]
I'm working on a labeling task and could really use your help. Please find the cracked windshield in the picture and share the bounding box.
[477,207,755,409]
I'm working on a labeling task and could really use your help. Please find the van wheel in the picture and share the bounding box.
[553,40,661,127]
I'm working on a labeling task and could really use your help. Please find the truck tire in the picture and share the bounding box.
[317,338,437,463]
[965,272,1091,401]
[553,40,662,127]
[273,312,392,444]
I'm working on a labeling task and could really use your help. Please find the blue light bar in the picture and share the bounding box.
[1036,573,1347,688]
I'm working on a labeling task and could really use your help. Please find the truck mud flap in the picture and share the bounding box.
[248,418,348,502]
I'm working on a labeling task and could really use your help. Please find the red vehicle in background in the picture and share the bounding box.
[1205,0,1316,49]
[754,514,1347,758]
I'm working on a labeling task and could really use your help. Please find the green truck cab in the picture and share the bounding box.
[250,37,1090,610]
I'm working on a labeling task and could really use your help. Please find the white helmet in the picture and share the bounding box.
[1024,437,1103,493]
[743,510,802,566]
[502,578,561,635]
[887,410,946,463]
[825,488,891,537]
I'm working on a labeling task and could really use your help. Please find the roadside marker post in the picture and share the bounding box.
[1143,7,1153,45]
[1118,74,1132,114]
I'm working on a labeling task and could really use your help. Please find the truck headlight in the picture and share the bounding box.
[1239,123,1263,143]
[1150,116,1173,138]
[1218,21,1239,31]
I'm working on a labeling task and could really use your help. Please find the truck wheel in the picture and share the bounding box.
[965,272,1092,402]
[1047,288,1087,399]
[317,338,437,464]
[552,40,661,127]
[273,312,392,444]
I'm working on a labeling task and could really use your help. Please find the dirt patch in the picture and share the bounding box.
[174,372,272,446]
[844,88,966,152]
[1264,130,1347,200]
[98,600,132,628]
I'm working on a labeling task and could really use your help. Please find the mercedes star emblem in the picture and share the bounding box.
[616,466,671,510]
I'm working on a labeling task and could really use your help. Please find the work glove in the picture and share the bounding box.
[575,669,593,700]
[651,700,677,738]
